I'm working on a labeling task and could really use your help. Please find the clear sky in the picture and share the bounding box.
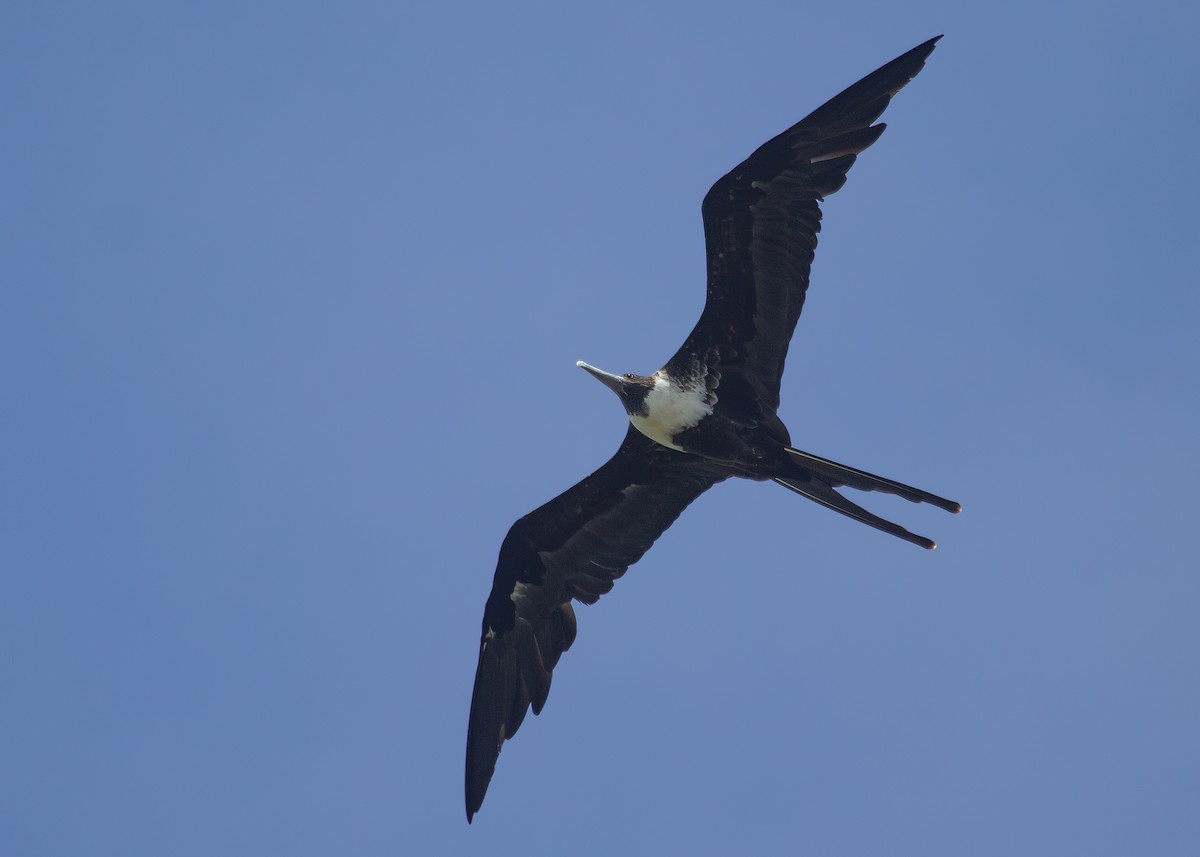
[4,1,1199,855]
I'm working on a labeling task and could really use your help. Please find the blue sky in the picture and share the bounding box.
[3,1,1199,855]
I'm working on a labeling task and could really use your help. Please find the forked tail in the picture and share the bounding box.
[776,447,960,550]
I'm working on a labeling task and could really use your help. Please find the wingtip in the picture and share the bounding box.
[910,35,943,62]
[465,786,482,824]
[465,781,482,824]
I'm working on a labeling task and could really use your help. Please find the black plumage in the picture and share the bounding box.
[466,36,957,822]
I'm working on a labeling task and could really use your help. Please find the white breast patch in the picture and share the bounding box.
[629,375,714,451]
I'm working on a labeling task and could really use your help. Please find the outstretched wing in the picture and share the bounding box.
[667,36,940,414]
[466,426,730,820]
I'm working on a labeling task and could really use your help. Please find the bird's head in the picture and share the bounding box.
[576,361,655,417]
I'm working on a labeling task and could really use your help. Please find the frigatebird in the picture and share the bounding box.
[466,36,958,821]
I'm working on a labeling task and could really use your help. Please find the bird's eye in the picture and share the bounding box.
[623,373,635,380]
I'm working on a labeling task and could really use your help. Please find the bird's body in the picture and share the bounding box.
[631,371,781,475]
[466,36,959,822]
[614,370,715,453]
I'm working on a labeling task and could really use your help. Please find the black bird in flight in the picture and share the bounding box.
[466,36,958,821]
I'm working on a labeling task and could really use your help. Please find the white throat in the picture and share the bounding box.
[629,374,714,451]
